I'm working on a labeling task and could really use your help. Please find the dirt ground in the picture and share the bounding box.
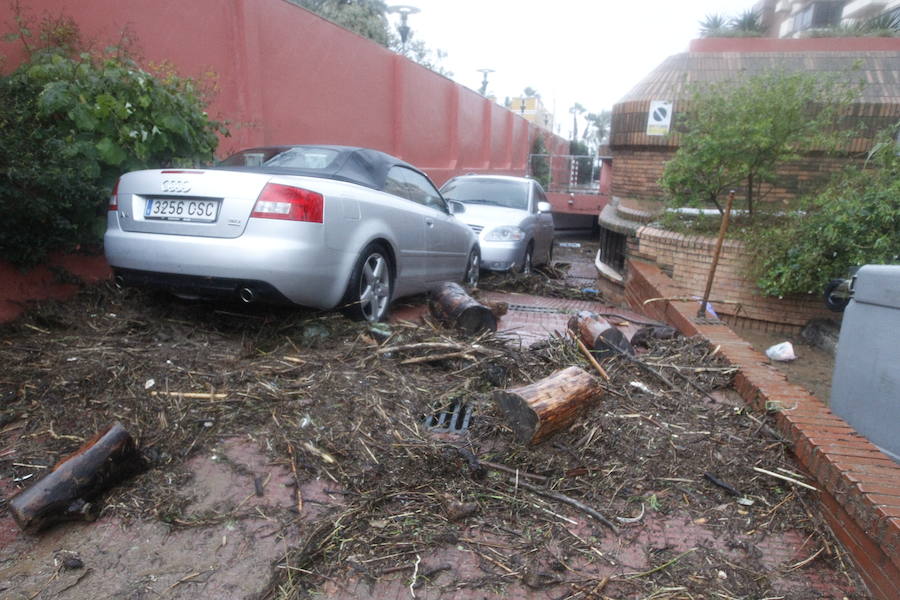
[733,327,836,405]
[0,240,869,599]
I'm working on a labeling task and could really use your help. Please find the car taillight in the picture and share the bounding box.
[251,183,324,223]
[108,178,120,211]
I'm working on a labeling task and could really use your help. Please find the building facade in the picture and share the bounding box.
[754,0,900,38]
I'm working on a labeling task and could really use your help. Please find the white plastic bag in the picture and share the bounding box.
[765,341,797,362]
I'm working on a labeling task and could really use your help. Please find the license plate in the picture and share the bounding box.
[145,198,219,222]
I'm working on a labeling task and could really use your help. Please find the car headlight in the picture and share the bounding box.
[484,226,525,242]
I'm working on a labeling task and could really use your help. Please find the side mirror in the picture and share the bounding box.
[448,200,466,215]
[537,201,552,213]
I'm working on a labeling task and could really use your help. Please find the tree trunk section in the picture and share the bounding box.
[9,422,145,533]
[493,366,602,445]
[429,282,497,335]
[567,310,634,357]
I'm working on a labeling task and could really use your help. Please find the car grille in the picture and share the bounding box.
[468,224,483,234]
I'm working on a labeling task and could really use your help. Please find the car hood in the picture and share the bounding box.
[458,204,528,227]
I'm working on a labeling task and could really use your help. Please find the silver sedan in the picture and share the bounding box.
[104,145,481,321]
[440,175,555,273]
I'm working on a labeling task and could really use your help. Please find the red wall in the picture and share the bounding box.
[0,0,567,186]
[0,0,574,322]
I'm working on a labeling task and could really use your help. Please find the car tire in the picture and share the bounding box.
[464,247,480,288]
[342,242,393,322]
[518,243,534,275]
[547,240,555,265]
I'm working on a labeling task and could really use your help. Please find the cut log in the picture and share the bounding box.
[429,282,497,335]
[493,366,602,445]
[567,310,634,358]
[9,422,145,533]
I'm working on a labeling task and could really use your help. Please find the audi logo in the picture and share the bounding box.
[161,179,191,193]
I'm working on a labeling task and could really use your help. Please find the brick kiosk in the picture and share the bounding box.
[595,37,900,331]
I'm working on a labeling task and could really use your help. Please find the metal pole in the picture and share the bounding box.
[697,190,735,319]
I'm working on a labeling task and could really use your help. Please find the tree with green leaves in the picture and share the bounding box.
[699,10,765,37]
[0,16,225,266]
[293,0,391,45]
[660,70,859,217]
[569,102,586,140]
[730,10,765,35]
[293,0,451,75]
[529,135,550,188]
[583,110,611,152]
[754,122,900,296]
[699,14,728,37]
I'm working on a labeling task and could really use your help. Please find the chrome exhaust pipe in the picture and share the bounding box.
[238,287,256,304]
[114,275,125,289]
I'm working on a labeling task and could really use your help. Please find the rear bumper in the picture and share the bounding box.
[104,218,355,309]
[113,268,293,304]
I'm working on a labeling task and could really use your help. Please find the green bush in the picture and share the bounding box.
[754,125,900,296]
[0,23,226,266]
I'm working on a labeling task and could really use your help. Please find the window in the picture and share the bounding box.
[598,226,627,273]
[220,147,339,169]
[440,178,530,210]
[384,167,411,199]
[795,1,845,32]
[392,168,448,213]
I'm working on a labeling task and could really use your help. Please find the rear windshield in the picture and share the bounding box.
[441,179,529,210]
[220,147,340,170]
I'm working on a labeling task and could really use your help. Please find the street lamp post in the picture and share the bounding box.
[388,5,420,51]
[477,68,494,96]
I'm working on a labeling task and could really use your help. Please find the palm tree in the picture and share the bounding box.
[699,14,727,37]
[730,10,765,36]
[570,103,586,140]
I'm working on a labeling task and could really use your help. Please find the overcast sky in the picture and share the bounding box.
[388,0,756,136]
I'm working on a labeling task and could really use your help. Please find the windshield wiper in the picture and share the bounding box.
[457,198,500,206]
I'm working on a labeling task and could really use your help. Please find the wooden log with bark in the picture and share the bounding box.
[567,310,634,358]
[429,282,497,335]
[9,422,145,533]
[493,366,602,445]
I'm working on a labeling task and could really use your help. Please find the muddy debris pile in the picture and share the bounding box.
[0,282,865,599]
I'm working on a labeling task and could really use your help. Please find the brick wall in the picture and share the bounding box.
[611,148,856,205]
[609,149,674,201]
[625,259,900,600]
[633,226,836,332]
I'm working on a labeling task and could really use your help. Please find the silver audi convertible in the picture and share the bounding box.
[105,145,481,321]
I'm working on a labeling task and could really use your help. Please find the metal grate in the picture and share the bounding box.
[598,226,627,273]
[506,303,576,315]
[424,399,473,434]
[467,224,483,234]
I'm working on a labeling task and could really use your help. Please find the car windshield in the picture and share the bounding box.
[220,147,340,169]
[441,179,529,210]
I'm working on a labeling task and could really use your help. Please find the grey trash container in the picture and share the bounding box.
[830,264,900,463]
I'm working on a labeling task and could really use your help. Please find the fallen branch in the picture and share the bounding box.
[400,351,475,365]
[511,478,619,535]
[615,503,645,524]
[150,391,226,400]
[480,460,549,484]
[627,547,696,578]
[704,472,740,496]
[786,546,824,571]
[752,467,818,491]
[569,330,609,381]
[376,342,466,354]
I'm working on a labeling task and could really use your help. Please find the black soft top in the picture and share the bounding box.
[214,145,419,191]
